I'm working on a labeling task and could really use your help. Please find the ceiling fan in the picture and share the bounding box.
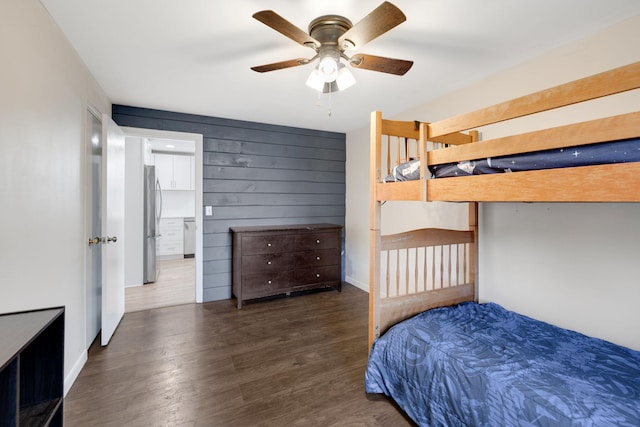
[250,2,413,93]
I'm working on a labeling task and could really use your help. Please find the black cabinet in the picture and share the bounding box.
[231,224,342,308]
[0,307,64,427]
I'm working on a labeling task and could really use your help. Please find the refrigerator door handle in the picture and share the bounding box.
[156,178,163,229]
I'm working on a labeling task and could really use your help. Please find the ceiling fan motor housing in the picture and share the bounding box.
[308,15,353,51]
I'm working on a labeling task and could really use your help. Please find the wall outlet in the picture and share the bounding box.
[205,206,213,216]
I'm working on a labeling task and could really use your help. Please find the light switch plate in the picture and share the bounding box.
[205,206,213,216]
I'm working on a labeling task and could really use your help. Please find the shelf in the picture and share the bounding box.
[0,307,64,427]
[0,358,17,427]
[20,399,61,427]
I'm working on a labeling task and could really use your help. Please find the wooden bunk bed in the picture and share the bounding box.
[372,61,640,204]
[365,62,640,426]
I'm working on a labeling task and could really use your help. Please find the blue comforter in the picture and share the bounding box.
[430,138,640,178]
[383,138,640,181]
[365,302,640,426]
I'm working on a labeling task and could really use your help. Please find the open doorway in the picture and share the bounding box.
[121,128,204,312]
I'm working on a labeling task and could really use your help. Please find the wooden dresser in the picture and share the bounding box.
[231,224,342,308]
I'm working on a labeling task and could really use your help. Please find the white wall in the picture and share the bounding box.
[0,0,110,393]
[161,191,196,219]
[345,15,640,350]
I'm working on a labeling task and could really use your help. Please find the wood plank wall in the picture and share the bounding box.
[112,105,346,302]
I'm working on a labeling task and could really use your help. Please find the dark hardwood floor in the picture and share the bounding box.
[64,284,415,426]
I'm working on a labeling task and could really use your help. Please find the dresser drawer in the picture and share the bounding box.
[242,271,294,294]
[241,253,296,275]
[294,265,341,286]
[295,249,341,268]
[241,234,296,255]
[295,232,339,251]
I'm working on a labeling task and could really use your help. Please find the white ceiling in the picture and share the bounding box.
[41,0,640,133]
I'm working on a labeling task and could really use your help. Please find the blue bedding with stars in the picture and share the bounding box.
[365,302,640,427]
[430,137,640,178]
[384,138,640,181]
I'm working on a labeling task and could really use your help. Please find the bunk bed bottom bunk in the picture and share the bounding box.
[365,302,640,426]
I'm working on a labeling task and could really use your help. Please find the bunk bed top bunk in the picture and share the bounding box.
[371,61,640,203]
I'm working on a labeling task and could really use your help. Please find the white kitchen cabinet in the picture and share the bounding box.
[157,217,184,259]
[154,153,193,190]
[172,155,192,190]
[154,153,173,190]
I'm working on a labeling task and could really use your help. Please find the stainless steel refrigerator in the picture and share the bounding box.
[143,165,162,283]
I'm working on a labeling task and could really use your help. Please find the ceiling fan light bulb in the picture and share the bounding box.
[318,56,338,82]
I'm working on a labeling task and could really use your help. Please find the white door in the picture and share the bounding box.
[101,114,126,345]
[86,109,102,346]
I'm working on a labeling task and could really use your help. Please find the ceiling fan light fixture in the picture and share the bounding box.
[307,60,357,93]
[336,63,356,91]
[305,68,325,91]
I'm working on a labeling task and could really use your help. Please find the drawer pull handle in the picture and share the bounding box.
[268,280,272,284]
[267,243,272,247]
[316,239,320,244]
[316,256,321,261]
[267,261,272,265]
[316,273,320,278]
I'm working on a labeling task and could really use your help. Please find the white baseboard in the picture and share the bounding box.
[346,276,369,293]
[64,350,87,397]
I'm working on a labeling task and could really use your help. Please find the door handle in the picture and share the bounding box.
[89,236,117,245]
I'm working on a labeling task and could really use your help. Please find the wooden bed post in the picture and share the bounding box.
[369,111,383,350]
[469,130,479,302]
[419,122,428,202]
[468,202,478,302]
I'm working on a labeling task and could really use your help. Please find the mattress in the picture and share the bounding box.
[365,302,640,426]
[384,137,640,181]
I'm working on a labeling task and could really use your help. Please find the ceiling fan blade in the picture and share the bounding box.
[350,53,413,75]
[251,58,309,73]
[253,10,320,48]
[338,2,406,49]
